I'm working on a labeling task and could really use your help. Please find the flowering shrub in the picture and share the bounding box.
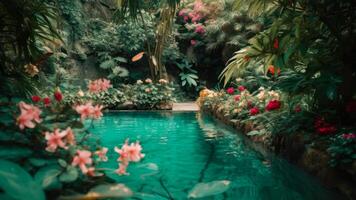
[328,132,356,167]
[129,78,175,109]
[0,79,143,199]
[62,79,127,109]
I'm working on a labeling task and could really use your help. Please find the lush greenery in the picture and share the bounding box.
[1,0,355,198]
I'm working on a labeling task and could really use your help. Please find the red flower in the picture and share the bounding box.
[43,97,51,107]
[250,107,259,116]
[314,117,337,135]
[190,40,197,46]
[317,126,337,135]
[294,105,301,113]
[234,95,240,101]
[31,96,41,103]
[226,87,234,94]
[346,100,356,113]
[265,100,281,111]
[54,90,63,102]
[273,38,279,49]
[268,65,281,75]
[342,133,356,139]
[238,86,245,92]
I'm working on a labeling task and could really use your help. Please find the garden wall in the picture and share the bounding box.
[200,106,356,200]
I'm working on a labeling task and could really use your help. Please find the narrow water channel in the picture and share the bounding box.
[90,112,340,200]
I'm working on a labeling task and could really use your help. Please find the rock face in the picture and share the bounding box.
[201,106,356,200]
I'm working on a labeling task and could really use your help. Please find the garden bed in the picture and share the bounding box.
[199,100,356,199]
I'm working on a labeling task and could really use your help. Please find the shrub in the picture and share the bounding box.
[130,79,175,109]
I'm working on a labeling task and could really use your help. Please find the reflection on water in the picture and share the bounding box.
[90,112,340,200]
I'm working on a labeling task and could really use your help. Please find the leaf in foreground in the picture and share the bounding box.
[188,180,231,199]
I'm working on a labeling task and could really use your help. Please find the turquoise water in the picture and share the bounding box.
[90,112,339,200]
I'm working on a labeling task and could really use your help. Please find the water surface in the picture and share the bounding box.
[90,112,339,200]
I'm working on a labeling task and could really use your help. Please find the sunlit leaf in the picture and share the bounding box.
[131,52,145,62]
[188,180,231,198]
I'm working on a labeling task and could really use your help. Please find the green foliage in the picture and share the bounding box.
[128,79,175,109]
[176,59,199,87]
[328,133,356,167]
[57,0,85,41]
[0,159,45,200]
[63,88,127,109]
[0,0,61,98]
[221,0,356,111]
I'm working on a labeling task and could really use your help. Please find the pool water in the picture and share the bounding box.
[90,112,339,200]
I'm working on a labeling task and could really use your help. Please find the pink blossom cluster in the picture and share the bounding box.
[75,102,103,121]
[178,0,204,23]
[71,147,109,176]
[45,127,75,152]
[16,102,42,130]
[72,150,94,175]
[114,140,145,175]
[88,78,112,93]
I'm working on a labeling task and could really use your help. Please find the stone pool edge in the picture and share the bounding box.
[199,106,355,200]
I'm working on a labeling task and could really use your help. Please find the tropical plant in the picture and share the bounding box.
[0,85,143,199]
[0,0,61,98]
[176,59,199,87]
[115,0,181,80]
[129,79,175,109]
[220,0,356,119]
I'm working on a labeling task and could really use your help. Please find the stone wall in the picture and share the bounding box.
[201,106,356,200]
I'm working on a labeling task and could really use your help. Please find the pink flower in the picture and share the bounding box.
[44,129,68,152]
[265,100,281,111]
[195,25,205,34]
[64,127,76,145]
[88,78,112,93]
[16,102,42,130]
[238,86,246,92]
[95,147,108,162]
[72,150,93,174]
[92,105,103,119]
[178,9,188,17]
[234,95,241,101]
[184,16,189,22]
[86,167,96,177]
[190,40,197,46]
[226,87,234,94]
[75,102,94,121]
[249,107,259,116]
[115,163,128,175]
[99,79,112,91]
[145,78,152,84]
[115,140,145,162]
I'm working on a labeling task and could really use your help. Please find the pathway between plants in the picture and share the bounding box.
[172,102,199,111]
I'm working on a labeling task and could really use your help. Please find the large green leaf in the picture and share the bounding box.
[0,146,33,160]
[0,159,45,200]
[34,165,62,190]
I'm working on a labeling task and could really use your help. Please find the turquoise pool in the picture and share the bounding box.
[90,112,339,200]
